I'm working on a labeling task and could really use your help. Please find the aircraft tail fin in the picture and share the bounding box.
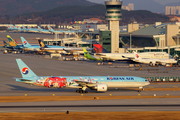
[3,41,8,47]
[83,48,97,60]
[134,52,141,59]
[83,48,89,58]
[93,44,109,53]
[7,35,18,47]
[48,26,54,32]
[38,26,42,31]
[16,59,37,78]
[20,37,31,47]
[37,40,48,48]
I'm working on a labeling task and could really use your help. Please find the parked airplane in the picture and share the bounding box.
[37,26,51,34]
[133,52,177,66]
[38,40,93,54]
[48,26,81,34]
[21,37,66,53]
[94,44,172,61]
[3,35,23,53]
[15,59,150,93]
[7,24,14,31]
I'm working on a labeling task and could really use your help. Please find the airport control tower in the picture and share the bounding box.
[105,0,122,53]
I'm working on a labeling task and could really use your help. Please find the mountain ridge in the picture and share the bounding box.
[0,0,95,16]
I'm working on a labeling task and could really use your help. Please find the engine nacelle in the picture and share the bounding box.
[95,84,108,92]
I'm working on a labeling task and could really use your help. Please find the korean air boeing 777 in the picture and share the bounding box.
[15,59,150,93]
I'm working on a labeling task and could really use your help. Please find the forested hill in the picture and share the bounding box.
[0,0,95,16]
[14,5,170,24]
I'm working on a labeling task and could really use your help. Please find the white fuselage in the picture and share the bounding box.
[134,58,177,65]
[95,52,171,60]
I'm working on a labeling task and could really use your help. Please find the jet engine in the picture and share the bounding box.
[94,84,108,92]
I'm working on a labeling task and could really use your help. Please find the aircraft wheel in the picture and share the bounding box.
[138,90,141,93]
[76,90,79,93]
[142,88,144,91]
[85,91,88,93]
[79,90,83,93]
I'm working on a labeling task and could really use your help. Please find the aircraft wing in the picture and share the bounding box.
[95,53,106,56]
[75,81,97,87]
[122,55,135,59]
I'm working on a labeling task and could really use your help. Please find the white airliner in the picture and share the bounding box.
[95,52,171,61]
[133,52,177,66]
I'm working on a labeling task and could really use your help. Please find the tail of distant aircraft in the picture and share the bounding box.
[37,26,42,31]
[48,26,54,32]
[3,40,8,47]
[93,44,109,53]
[16,59,37,78]
[83,48,101,61]
[37,40,48,48]
[20,37,31,47]
[83,48,92,59]
[134,52,141,59]
[7,35,18,47]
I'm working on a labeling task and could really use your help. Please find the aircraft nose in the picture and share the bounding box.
[146,81,150,85]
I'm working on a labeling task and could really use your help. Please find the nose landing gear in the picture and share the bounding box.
[138,87,144,92]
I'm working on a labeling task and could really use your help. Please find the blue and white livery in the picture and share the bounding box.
[15,59,150,93]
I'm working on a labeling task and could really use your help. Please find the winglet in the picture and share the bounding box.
[16,59,37,78]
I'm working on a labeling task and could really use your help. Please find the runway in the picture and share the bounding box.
[0,98,180,112]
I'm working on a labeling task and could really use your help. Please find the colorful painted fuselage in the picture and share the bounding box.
[16,76,149,88]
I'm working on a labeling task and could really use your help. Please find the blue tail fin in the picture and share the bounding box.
[16,59,37,78]
[37,26,42,31]
[48,26,54,32]
[20,37,31,47]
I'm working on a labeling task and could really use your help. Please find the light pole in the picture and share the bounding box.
[130,32,132,49]
[178,36,179,45]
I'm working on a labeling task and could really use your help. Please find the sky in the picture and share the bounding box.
[155,0,180,5]
[87,0,180,5]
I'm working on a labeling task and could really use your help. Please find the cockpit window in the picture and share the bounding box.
[145,80,148,81]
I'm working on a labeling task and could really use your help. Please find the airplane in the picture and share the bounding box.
[21,37,66,53]
[94,44,172,61]
[37,26,51,34]
[48,26,81,34]
[7,24,15,31]
[25,26,41,33]
[38,39,93,54]
[83,48,103,61]
[133,52,177,66]
[15,59,150,93]
[3,35,23,53]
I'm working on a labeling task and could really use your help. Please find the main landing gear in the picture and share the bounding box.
[76,88,88,93]
[138,87,144,92]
